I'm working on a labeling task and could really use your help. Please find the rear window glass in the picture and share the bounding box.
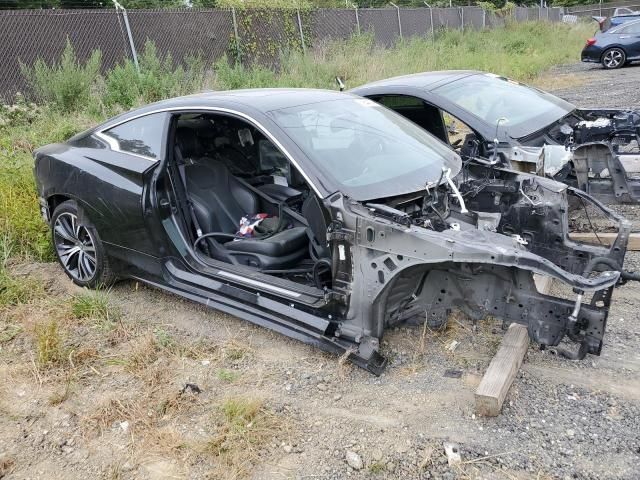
[103,113,166,159]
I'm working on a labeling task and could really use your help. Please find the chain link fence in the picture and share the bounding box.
[0,4,575,101]
[565,0,640,17]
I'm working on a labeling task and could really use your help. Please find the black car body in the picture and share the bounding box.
[34,89,634,373]
[351,71,640,204]
[582,18,640,69]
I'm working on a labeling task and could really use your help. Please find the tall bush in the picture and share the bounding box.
[105,41,208,109]
[21,38,102,112]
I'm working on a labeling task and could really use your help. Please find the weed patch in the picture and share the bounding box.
[35,319,66,366]
[203,397,283,479]
[72,290,121,329]
[105,42,206,109]
[0,323,22,343]
[216,368,240,383]
[0,269,44,309]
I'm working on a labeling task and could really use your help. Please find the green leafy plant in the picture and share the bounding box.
[21,38,102,112]
[105,41,208,109]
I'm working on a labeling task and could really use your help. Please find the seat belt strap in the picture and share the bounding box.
[174,150,204,238]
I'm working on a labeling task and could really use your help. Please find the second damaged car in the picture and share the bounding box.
[351,71,640,204]
[34,89,636,373]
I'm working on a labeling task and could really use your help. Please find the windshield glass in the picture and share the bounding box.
[267,97,460,200]
[433,74,574,138]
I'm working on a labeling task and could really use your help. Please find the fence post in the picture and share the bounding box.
[231,7,241,64]
[113,0,139,73]
[460,7,464,32]
[296,8,306,54]
[390,2,402,40]
[354,6,361,35]
[482,8,486,29]
[424,2,435,40]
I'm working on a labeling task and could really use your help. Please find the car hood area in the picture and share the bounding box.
[327,161,630,362]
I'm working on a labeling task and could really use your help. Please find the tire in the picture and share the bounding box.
[50,200,116,288]
[601,48,626,69]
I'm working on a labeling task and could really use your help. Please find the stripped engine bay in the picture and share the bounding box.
[500,109,640,203]
[334,162,638,366]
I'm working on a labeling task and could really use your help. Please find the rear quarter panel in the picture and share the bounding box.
[34,140,161,258]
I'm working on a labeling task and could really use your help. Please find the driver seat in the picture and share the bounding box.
[175,131,308,270]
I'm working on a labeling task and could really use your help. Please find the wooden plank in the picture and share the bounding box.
[533,274,553,294]
[569,232,640,251]
[475,323,529,417]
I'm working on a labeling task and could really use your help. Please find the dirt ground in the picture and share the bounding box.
[1,63,640,480]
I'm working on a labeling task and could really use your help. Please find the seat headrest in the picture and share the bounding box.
[175,127,200,159]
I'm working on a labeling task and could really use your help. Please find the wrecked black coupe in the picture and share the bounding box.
[351,71,640,204]
[34,89,634,373]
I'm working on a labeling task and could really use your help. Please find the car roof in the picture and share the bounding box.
[181,88,350,110]
[354,70,481,91]
[97,88,354,130]
[614,7,639,15]
[609,17,640,31]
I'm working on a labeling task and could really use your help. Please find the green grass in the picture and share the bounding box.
[35,318,66,366]
[71,290,121,329]
[0,268,43,308]
[216,368,240,383]
[0,232,45,308]
[0,105,99,263]
[212,22,594,90]
[0,21,593,265]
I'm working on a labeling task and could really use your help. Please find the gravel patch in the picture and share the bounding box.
[548,62,640,109]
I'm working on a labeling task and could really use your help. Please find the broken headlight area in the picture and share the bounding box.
[335,164,633,366]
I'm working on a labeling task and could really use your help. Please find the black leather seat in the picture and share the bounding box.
[175,127,202,164]
[175,130,308,270]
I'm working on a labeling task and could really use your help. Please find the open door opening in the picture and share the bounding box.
[162,111,333,290]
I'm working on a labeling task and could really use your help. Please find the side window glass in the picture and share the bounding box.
[373,95,449,143]
[377,95,423,109]
[103,113,165,159]
[617,22,640,33]
[627,23,640,33]
[442,111,474,147]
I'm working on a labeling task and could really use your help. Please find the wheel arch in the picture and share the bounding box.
[47,194,72,217]
[600,45,628,62]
